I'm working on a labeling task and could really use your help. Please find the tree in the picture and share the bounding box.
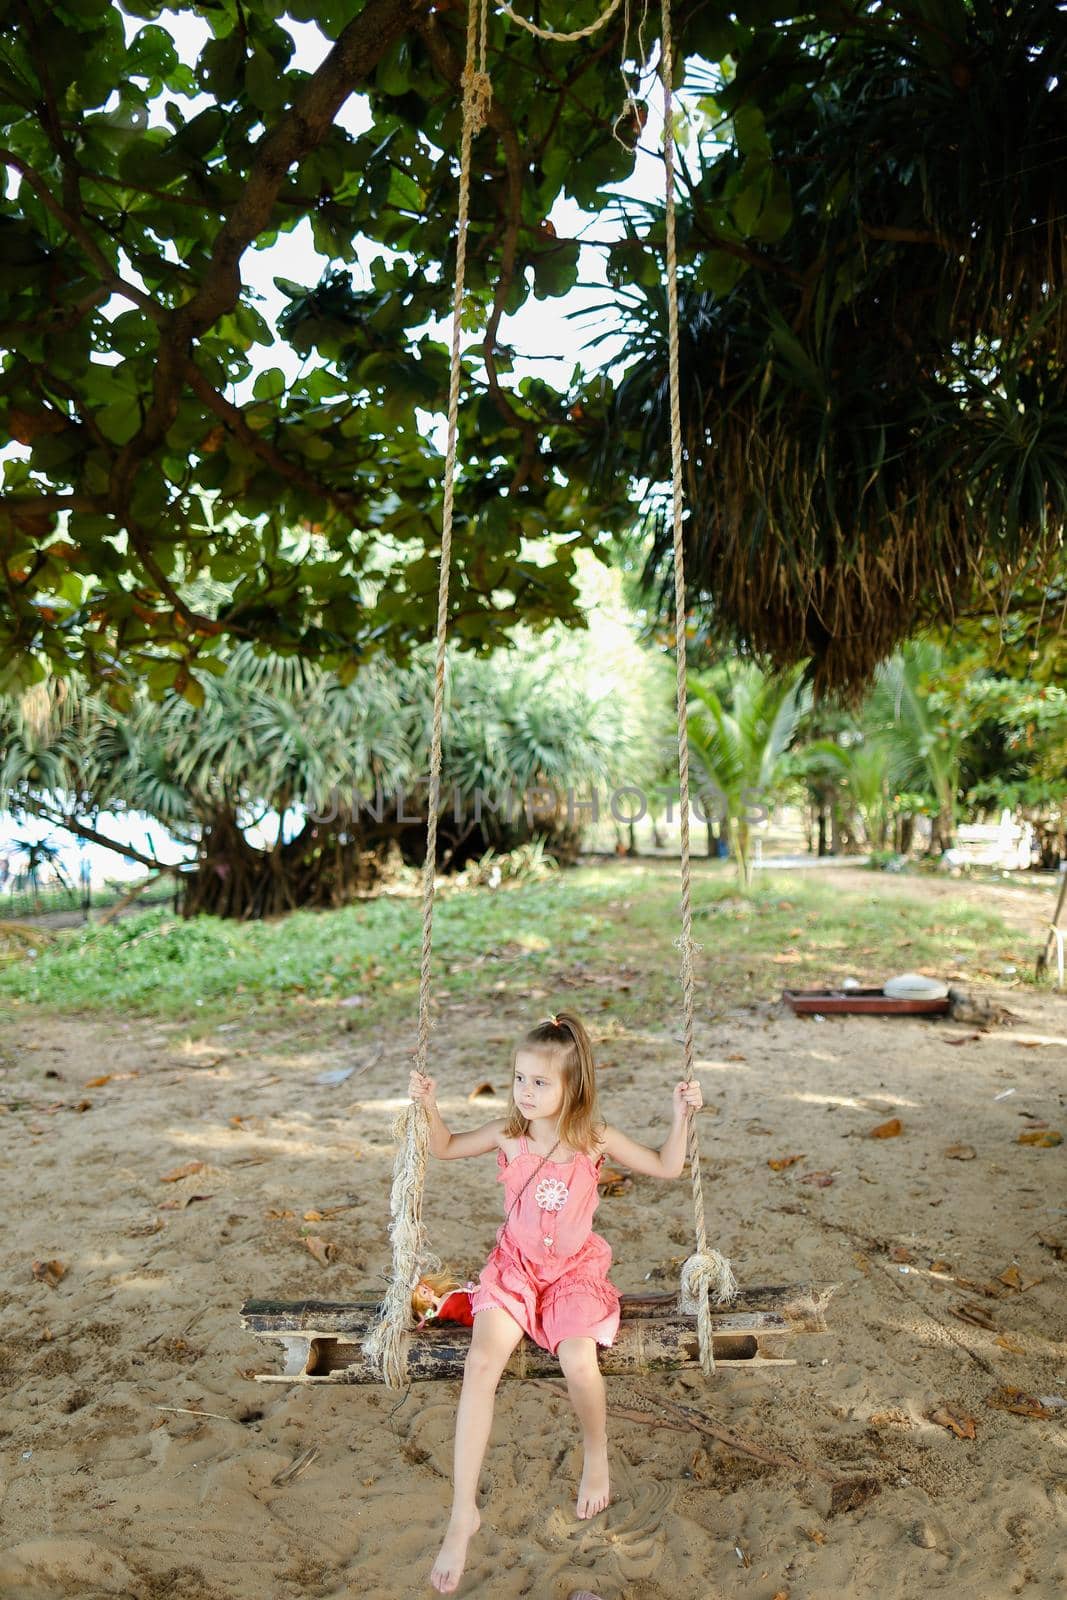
[0,610,649,916]
[0,0,665,697]
[582,0,1067,695]
[685,661,806,891]
[4,2,1064,706]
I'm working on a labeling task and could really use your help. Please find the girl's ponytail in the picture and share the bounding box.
[549,1011,596,1104]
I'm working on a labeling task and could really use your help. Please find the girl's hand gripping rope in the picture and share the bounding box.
[672,1079,703,1123]
[409,1069,438,1110]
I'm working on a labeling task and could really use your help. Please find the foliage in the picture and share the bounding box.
[798,732,895,852]
[580,0,1067,694]
[685,660,807,889]
[0,578,653,912]
[4,1,1063,706]
[0,0,660,695]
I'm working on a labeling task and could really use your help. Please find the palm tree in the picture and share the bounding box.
[568,6,1066,698]
[866,642,968,852]
[800,640,975,856]
[798,734,894,852]
[686,662,808,891]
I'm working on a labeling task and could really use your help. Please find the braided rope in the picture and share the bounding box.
[659,1,738,1375]
[498,0,625,43]
[362,0,492,1391]
[365,0,738,1389]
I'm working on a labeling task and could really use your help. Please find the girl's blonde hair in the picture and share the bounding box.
[502,1011,604,1155]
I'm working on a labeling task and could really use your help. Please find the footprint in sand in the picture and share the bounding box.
[554,1467,673,1584]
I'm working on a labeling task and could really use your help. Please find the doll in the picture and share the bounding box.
[411,1270,476,1329]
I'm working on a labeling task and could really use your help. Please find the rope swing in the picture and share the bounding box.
[363,0,736,1389]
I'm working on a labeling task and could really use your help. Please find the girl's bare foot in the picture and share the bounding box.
[430,1506,481,1593]
[576,1442,610,1518]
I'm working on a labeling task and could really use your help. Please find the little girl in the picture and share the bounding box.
[408,1009,703,1595]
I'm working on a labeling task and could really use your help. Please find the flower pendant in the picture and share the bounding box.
[535,1175,569,1250]
[534,1175,569,1213]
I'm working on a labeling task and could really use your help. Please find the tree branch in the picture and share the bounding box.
[114,0,424,505]
[0,284,110,342]
[14,795,189,874]
[182,360,364,521]
[0,148,162,320]
[124,517,231,639]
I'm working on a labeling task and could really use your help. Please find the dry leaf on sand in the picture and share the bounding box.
[929,1404,977,1439]
[987,1385,1058,1420]
[998,1265,1043,1293]
[868,1118,903,1138]
[305,1236,337,1267]
[32,1258,67,1289]
[160,1160,206,1182]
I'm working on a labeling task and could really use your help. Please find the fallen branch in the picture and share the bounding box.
[533,1380,882,1516]
[155,1405,230,1422]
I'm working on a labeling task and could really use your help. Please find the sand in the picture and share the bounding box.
[2,885,1066,1599]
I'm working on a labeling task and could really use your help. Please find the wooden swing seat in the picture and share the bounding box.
[241,1280,837,1384]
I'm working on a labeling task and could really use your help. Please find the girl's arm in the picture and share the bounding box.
[409,1070,506,1160]
[600,1080,702,1179]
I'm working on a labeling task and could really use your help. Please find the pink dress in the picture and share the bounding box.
[470,1134,621,1356]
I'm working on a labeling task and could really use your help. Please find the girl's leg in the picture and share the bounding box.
[556,1336,610,1519]
[430,1307,525,1594]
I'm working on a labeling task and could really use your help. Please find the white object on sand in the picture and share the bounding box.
[883,972,949,1001]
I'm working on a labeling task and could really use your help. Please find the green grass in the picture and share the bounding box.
[1,878,175,920]
[0,860,1036,1038]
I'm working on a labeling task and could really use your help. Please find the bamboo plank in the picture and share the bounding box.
[241,1281,835,1331]
[241,1283,836,1384]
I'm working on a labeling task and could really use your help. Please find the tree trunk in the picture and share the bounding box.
[933,801,956,853]
[732,816,752,892]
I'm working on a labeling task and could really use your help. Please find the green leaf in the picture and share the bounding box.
[246,44,287,112]
[95,398,143,445]
[253,367,287,401]
[733,105,770,157]
[530,241,580,300]
[375,37,411,97]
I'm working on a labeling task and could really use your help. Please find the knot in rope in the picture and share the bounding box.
[462,66,493,133]
[680,1250,739,1375]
